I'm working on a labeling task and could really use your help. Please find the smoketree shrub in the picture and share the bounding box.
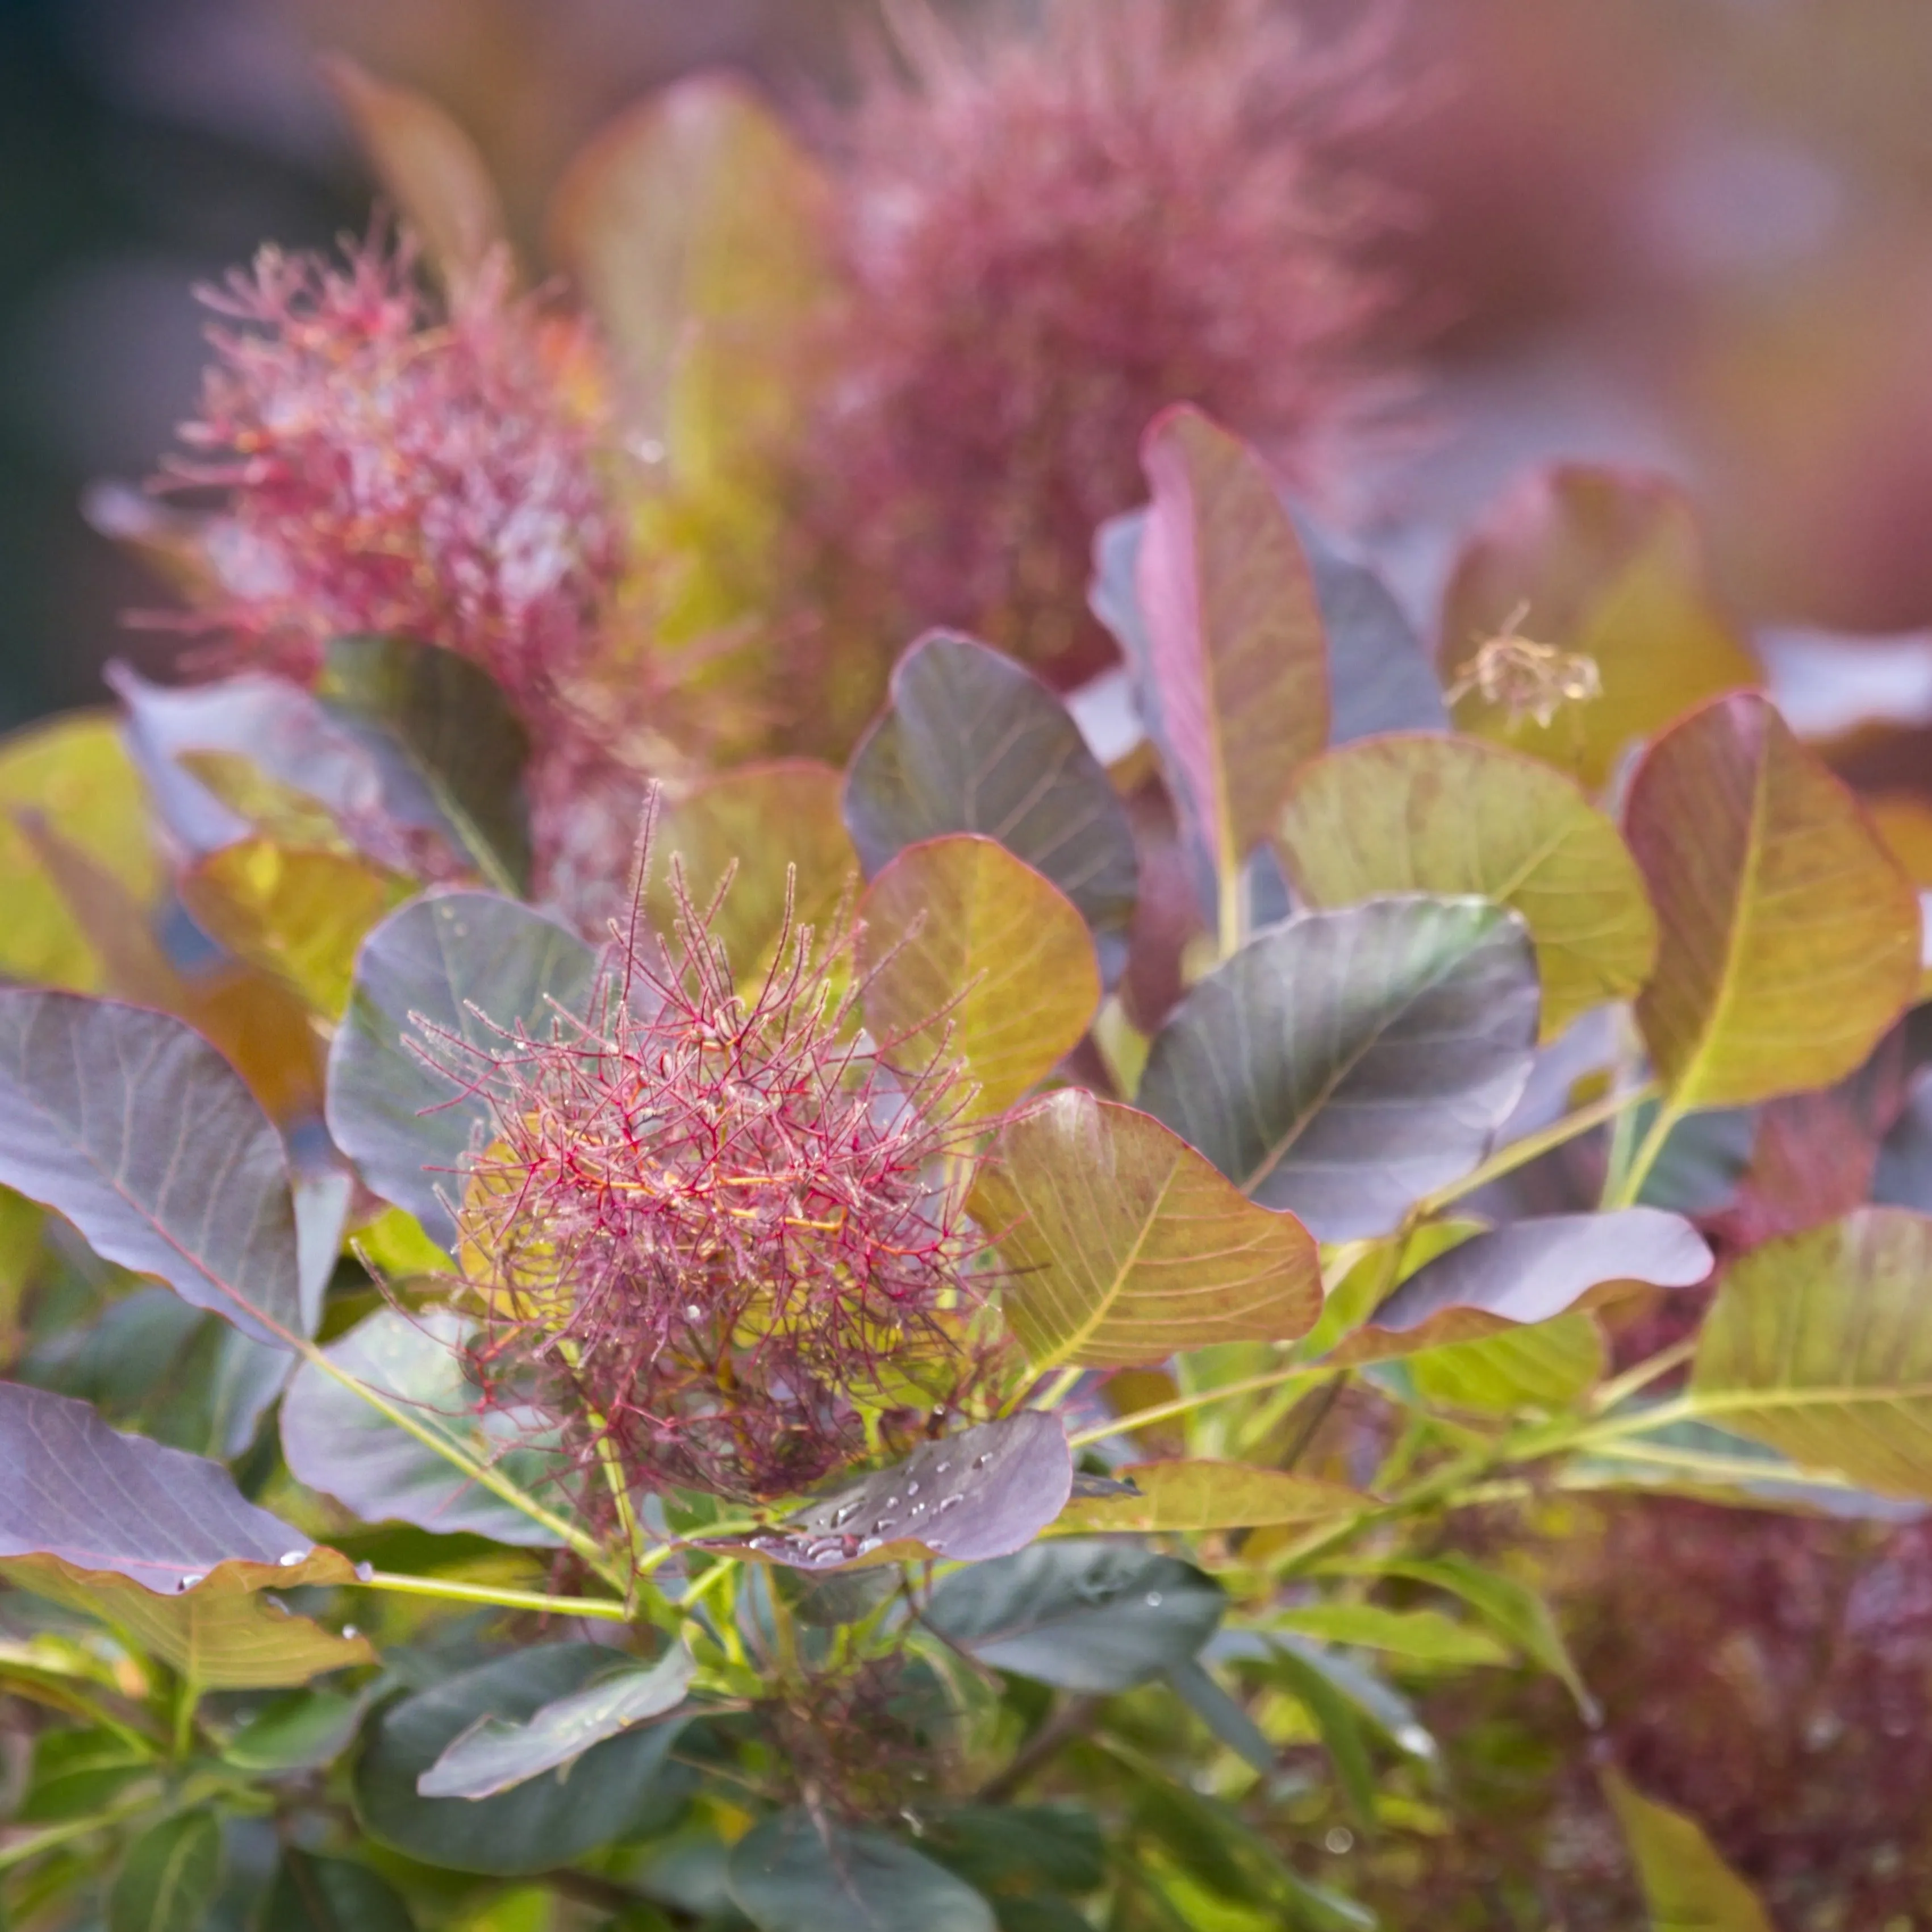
[3,391,1930,1931]
[5,39,1932,1932]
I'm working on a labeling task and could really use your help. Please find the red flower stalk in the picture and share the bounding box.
[809,0,1403,686]
[433,824,1005,1505]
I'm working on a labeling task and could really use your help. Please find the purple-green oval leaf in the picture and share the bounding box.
[844,632,1139,980]
[704,1412,1073,1570]
[1336,1210,1713,1363]
[729,1812,996,1932]
[1137,898,1540,1241]
[326,891,598,1250]
[0,990,305,1346]
[418,1645,694,1800]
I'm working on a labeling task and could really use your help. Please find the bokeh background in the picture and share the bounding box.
[11,0,1932,758]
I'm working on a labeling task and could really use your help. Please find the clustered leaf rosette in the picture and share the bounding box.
[431,846,1010,1510]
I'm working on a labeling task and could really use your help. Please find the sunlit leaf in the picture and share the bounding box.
[648,761,856,980]
[549,73,830,448]
[0,1381,370,1687]
[317,636,532,894]
[704,1412,1071,1570]
[0,991,307,1345]
[970,1090,1322,1371]
[1691,1207,1932,1499]
[925,1541,1224,1692]
[173,751,352,852]
[262,1850,416,1932]
[1330,1211,1712,1365]
[1405,1314,1606,1415]
[419,1645,693,1800]
[108,1810,222,1932]
[1628,692,1919,1108]
[323,57,507,292]
[326,891,599,1248]
[1270,1604,1509,1667]
[1349,1553,1595,1719]
[729,1812,996,1932]
[0,711,159,992]
[280,1308,571,1547]
[1053,1461,1359,1534]
[859,836,1100,1116]
[1442,465,1761,790]
[1275,734,1657,1038]
[355,1644,686,1875]
[844,633,1140,980]
[1130,407,1329,925]
[1603,1770,1774,1932]
[1138,899,1539,1241]
[181,840,414,1019]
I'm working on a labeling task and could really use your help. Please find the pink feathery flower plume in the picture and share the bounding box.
[809,0,1404,685]
[162,230,621,716]
[429,813,1008,1507]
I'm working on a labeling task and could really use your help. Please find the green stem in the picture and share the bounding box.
[294,1340,626,1588]
[0,1799,153,1874]
[351,1569,633,1622]
[1415,1079,1659,1219]
[1066,1363,1330,1450]
[1590,1336,1698,1413]
[1031,1365,1086,1413]
[1605,1095,1680,1210]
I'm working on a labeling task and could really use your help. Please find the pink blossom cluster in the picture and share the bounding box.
[443,854,1000,1504]
[164,231,623,741]
[812,0,1399,683]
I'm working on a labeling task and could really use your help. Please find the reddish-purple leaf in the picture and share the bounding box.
[1133,406,1329,923]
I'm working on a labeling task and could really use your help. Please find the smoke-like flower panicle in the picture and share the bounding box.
[436,821,1005,1505]
[160,228,623,736]
[811,0,1403,683]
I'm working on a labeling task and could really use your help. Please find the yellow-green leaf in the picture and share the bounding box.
[323,57,507,292]
[970,1089,1322,1371]
[181,840,414,1018]
[1627,692,1920,1109]
[1442,465,1761,791]
[649,761,857,984]
[1270,1604,1509,1667]
[548,74,829,451]
[1603,1770,1774,1932]
[1275,733,1657,1038]
[3,1557,371,1692]
[859,835,1100,1117]
[0,711,159,992]
[1407,1313,1606,1415]
[1691,1206,1932,1499]
[1054,1460,1360,1534]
